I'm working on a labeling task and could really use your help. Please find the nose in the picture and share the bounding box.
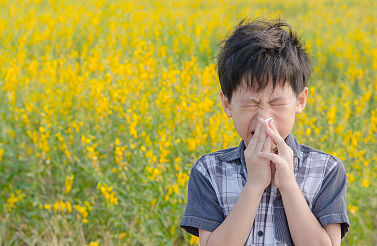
[257,105,271,120]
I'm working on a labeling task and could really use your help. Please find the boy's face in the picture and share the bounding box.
[220,80,308,148]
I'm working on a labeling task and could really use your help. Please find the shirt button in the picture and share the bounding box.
[257,231,264,237]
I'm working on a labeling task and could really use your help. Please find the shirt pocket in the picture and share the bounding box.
[274,198,295,246]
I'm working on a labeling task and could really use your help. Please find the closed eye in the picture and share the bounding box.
[269,99,288,107]
[270,102,287,107]
[240,103,259,109]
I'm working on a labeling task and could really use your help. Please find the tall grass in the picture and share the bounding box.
[0,0,376,245]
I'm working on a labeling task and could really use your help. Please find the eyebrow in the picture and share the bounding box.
[241,96,287,103]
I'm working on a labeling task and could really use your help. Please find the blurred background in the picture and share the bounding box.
[0,0,376,245]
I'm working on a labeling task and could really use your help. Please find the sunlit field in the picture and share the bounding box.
[0,0,376,245]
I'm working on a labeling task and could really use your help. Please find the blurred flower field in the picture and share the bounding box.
[0,0,376,245]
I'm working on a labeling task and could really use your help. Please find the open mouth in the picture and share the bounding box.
[271,146,278,154]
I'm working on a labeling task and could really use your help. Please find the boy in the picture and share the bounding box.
[180,18,350,246]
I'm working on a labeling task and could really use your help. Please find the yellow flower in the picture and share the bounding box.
[347,173,355,183]
[66,201,72,213]
[189,235,199,245]
[177,172,189,187]
[53,202,60,211]
[151,198,157,207]
[97,183,119,205]
[64,174,75,193]
[60,201,66,211]
[0,148,4,162]
[327,107,336,125]
[348,205,359,215]
[5,190,24,212]
[84,201,93,211]
[187,138,196,151]
[172,184,180,194]
[305,128,311,136]
[65,149,71,159]
[362,178,370,188]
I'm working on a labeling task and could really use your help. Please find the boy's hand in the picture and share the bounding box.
[258,119,296,191]
[244,117,272,191]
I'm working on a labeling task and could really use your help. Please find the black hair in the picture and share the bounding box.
[217,18,311,102]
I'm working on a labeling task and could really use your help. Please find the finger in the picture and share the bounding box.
[262,134,271,153]
[267,118,279,147]
[265,121,286,154]
[258,151,282,165]
[268,118,279,134]
[255,119,268,153]
[246,117,263,152]
[265,126,284,150]
[254,117,264,140]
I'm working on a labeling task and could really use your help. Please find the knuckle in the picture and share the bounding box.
[244,150,253,160]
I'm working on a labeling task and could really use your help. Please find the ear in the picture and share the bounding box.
[220,90,232,118]
[295,87,308,114]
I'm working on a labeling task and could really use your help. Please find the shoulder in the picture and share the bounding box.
[192,146,239,176]
[298,143,345,178]
[295,142,348,209]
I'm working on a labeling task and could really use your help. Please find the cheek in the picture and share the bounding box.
[271,109,296,136]
[233,117,250,131]
[233,111,255,131]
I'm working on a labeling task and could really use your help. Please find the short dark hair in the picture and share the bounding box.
[217,18,311,102]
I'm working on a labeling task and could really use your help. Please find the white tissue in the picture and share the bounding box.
[264,117,272,123]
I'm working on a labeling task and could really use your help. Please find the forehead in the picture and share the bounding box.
[235,80,295,99]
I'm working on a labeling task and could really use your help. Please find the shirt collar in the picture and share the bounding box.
[221,132,300,168]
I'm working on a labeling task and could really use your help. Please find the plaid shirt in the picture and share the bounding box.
[180,133,350,246]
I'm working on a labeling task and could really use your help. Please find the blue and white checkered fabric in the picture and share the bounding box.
[180,133,350,246]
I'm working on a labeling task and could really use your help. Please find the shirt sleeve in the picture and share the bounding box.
[180,161,224,237]
[311,159,350,238]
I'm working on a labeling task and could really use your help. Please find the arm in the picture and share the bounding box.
[259,119,341,246]
[200,118,272,246]
[199,184,264,246]
[325,224,341,246]
[279,181,339,246]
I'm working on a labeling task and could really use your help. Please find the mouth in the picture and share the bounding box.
[271,146,278,154]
